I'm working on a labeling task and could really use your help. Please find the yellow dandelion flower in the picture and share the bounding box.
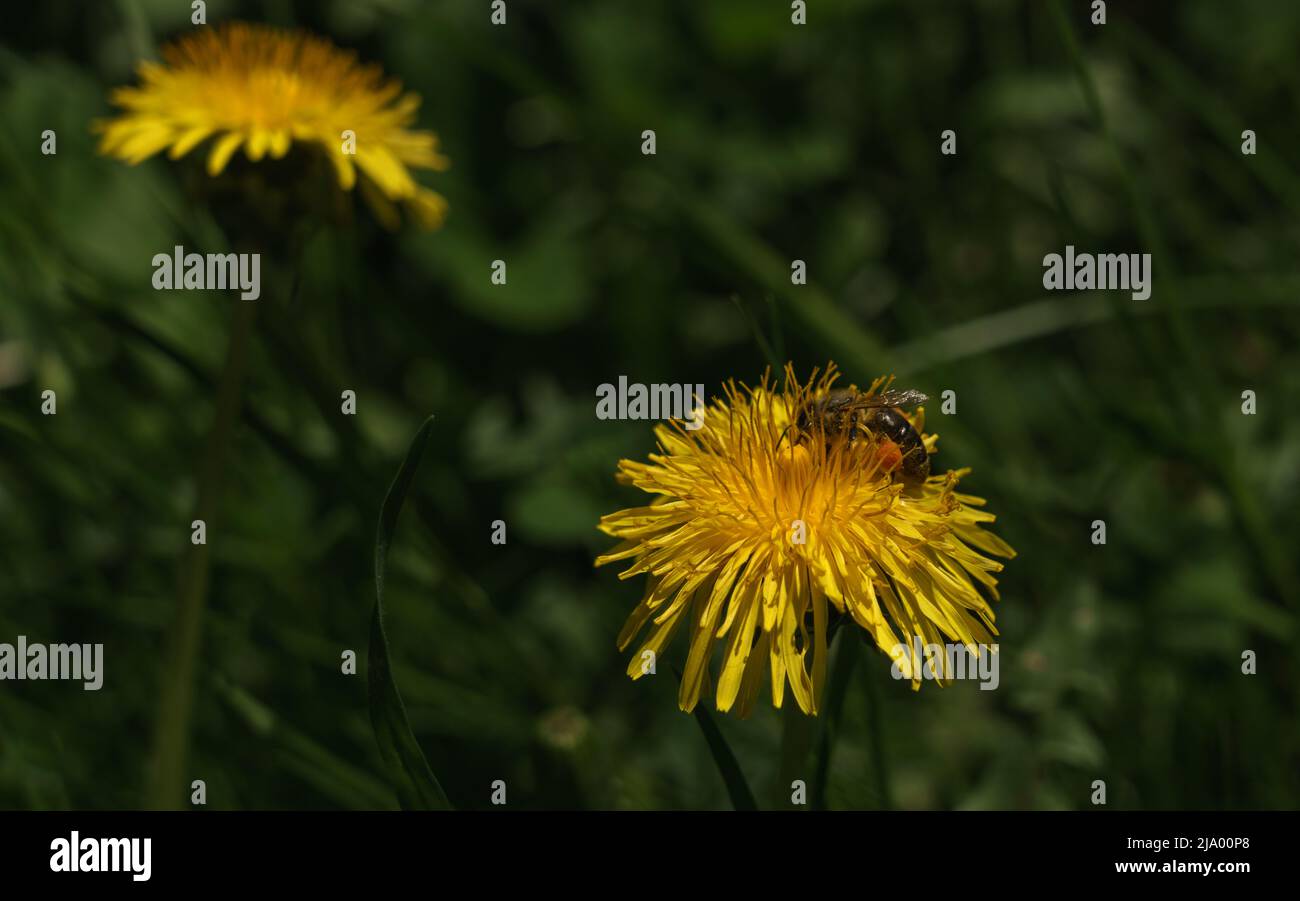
[596,365,1015,716]
[96,22,449,229]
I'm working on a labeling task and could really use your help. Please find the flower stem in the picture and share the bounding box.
[865,668,894,809]
[145,298,257,809]
[776,702,817,809]
[811,632,859,810]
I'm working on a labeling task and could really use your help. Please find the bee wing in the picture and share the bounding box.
[865,387,929,407]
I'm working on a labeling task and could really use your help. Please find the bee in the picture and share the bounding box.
[792,386,931,484]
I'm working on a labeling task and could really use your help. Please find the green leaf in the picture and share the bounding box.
[368,415,453,810]
[691,700,758,811]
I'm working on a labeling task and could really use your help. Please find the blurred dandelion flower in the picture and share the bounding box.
[596,365,1015,716]
[96,22,449,229]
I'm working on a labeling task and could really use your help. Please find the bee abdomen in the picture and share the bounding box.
[864,407,930,482]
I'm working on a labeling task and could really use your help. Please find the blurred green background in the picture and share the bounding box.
[2,0,1298,811]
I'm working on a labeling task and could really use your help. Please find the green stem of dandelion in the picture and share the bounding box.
[115,0,155,63]
[145,297,257,810]
[865,666,894,810]
[811,632,859,810]
[776,698,817,809]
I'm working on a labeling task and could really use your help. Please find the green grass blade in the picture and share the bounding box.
[369,415,453,810]
[217,679,399,810]
[691,703,759,811]
[661,176,894,379]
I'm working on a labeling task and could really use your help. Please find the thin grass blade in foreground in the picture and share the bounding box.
[669,662,757,809]
[692,701,759,811]
[369,415,452,810]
